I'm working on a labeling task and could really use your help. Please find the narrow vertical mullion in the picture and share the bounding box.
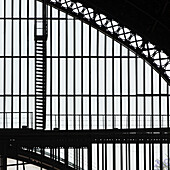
[127,49,130,129]
[73,17,76,168]
[168,143,170,170]
[50,6,52,131]
[159,73,162,170]
[160,143,162,170]
[149,141,151,170]
[104,35,107,170]
[120,44,123,170]
[127,49,130,170]
[135,54,138,129]
[120,44,122,129]
[104,35,107,129]
[50,6,53,158]
[89,24,91,130]
[19,0,21,129]
[73,17,76,131]
[96,29,99,170]
[159,74,161,128]
[143,60,146,129]
[126,143,128,170]
[65,12,69,167]
[143,58,146,170]
[4,0,6,129]
[144,143,146,170]
[58,9,60,161]
[167,84,169,128]
[135,53,139,170]
[27,0,29,128]
[97,30,99,130]
[81,21,83,130]
[66,13,68,131]
[167,85,169,170]
[73,17,76,166]
[11,0,14,129]
[112,39,115,170]
[151,67,154,170]
[136,143,139,170]
[81,20,84,170]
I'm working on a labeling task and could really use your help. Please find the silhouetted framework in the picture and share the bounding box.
[0,0,170,169]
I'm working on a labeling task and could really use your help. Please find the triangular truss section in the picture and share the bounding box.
[39,0,170,85]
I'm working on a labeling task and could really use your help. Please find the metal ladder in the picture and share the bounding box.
[34,1,48,130]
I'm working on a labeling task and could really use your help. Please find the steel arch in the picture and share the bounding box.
[41,0,170,85]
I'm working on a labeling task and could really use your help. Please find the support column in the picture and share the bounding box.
[65,148,68,167]
[0,155,7,170]
[88,145,92,170]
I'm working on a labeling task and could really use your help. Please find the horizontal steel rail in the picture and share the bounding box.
[0,128,170,148]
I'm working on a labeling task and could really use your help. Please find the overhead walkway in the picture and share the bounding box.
[1,128,170,169]
[0,128,170,149]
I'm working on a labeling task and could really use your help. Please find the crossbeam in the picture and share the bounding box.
[0,128,170,149]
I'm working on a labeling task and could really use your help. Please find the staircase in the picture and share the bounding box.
[34,7,48,130]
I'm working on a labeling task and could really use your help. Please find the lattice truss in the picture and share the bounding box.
[46,0,170,83]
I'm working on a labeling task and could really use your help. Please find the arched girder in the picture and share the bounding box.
[4,147,75,170]
[39,0,170,85]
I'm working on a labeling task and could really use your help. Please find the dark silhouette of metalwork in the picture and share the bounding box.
[43,0,170,85]
[0,0,170,169]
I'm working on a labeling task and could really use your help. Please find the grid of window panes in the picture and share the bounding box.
[0,0,170,169]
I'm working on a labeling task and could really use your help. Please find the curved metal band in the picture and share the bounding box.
[41,0,170,84]
[5,147,74,170]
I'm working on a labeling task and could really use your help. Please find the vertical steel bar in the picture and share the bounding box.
[120,44,123,170]
[73,17,76,169]
[50,5,52,131]
[81,21,83,130]
[66,13,68,131]
[3,0,6,129]
[81,20,84,170]
[159,74,162,170]
[88,145,92,170]
[160,143,162,170]
[143,60,146,128]
[149,143,151,170]
[128,49,130,129]
[127,49,130,170]
[65,12,68,167]
[96,29,99,170]
[19,0,21,129]
[73,17,76,131]
[135,53,138,129]
[151,68,154,170]
[58,9,60,161]
[104,34,107,170]
[50,5,53,158]
[112,39,115,170]
[167,85,170,170]
[136,143,139,169]
[27,0,29,128]
[168,143,170,170]
[143,57,146,170]
[89,24,91,130]
[159,74,161,128]
[11,0,14,129]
